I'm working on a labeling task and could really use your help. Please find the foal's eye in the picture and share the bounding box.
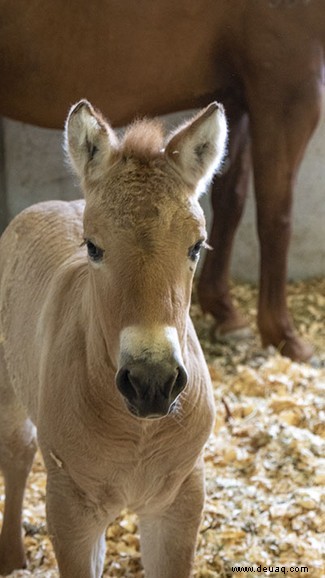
[188,240,204,262]
[86,240,104,262]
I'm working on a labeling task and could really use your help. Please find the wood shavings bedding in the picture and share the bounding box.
[1,279,324,577]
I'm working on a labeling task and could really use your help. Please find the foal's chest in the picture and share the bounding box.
[70,422,203,515]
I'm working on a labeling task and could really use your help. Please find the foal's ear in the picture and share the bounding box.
[65,100,118,179]
[165,103,227,192]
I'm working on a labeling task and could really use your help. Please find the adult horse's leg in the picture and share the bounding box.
[0,119,9,234]
[247,76,322,361]
[139,461,205,578]
[0,356,37,574]
[197,105,251,336]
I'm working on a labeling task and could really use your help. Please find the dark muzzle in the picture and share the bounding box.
[116,360,188,419]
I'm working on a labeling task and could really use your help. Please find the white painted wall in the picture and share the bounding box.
[1,95,324,282]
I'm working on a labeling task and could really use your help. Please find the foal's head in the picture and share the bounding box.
[66,100,227,419]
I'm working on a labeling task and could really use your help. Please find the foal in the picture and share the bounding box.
[0,101,227,577]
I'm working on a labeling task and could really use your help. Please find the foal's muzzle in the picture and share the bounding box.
[116,360,188,419]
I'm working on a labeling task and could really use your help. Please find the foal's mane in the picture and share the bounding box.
[121,118,165,162]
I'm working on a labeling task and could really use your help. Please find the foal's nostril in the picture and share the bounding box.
[116,368,138,401]
[173,365,188,396]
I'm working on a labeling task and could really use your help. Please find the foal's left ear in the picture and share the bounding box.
[65,100,118,179]
[165,102,227,192]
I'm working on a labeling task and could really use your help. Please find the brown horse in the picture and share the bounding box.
[1,0,324,361]
[0,102,227,576]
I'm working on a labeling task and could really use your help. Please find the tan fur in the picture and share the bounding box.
[0,103,227,577]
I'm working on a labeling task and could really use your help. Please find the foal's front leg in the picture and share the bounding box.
[45,469,118,578]
[139,463,205,578]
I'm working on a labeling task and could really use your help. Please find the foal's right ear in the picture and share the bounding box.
[65,100,118,179]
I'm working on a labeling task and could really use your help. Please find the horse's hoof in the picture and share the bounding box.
[260,331,314,362]
[0,559,26,576]
[277,336,314,362]
[212,320,253,342]
[0,547,27,576]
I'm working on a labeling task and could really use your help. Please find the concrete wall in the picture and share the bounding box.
[1,97,324,282]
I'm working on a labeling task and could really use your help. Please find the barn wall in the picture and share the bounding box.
[0,96,324,282]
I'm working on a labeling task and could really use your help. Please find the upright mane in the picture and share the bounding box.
[121,118,165,161]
